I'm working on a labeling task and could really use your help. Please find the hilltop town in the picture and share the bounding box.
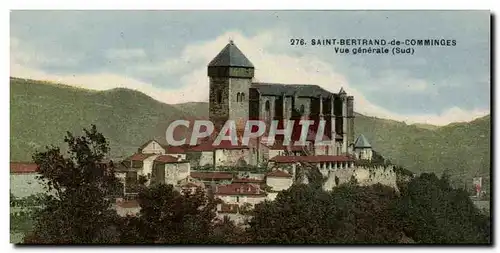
[9,41,490,245]
[10,41,405,225]
[115,42,401,218]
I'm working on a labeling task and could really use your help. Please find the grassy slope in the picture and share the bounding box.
[10,77,194,161]
[355,113,490,188]
[10,77,490,188]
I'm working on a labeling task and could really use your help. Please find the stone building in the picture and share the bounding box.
[354,134,373,161]
[213,182,267,206]
[207,41,356,160]
[116,153,191,195]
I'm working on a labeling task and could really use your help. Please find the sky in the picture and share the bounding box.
[10,10,490,125]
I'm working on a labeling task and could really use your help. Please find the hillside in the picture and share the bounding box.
[10,78,195,161]
[355,113,490,189]
[10,77,490,188]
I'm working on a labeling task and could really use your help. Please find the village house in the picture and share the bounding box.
[10,162,45,198]
[213,183,267,206]
[137,139,187,160]
[115,152,191,195]
[265,169,294,201]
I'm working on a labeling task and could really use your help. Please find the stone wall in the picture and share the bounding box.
[228,78,251,121]
[214,149,250,167]
[295,97,312,117]
[209,77,230,128]
[322,165,398,192]
[355,148,373,161]
[140,155,158,178]
[259,96,276,123]
[164,162,190,185]
[266,177,293,191]
[198,151,214,166]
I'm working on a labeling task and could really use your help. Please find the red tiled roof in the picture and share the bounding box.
[10,162,38,174]
[214,183,265,196]
[165,145,186,154]
[187,142,216,152]
[126,153,154,161]
[232,178,265,183]
[190,172,234,180]
[213,139,249,150]
[266,170,292,178]
[154,155,180,163]
[269,155,353,163]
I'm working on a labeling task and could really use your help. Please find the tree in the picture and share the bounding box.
[394,173,490,244]
[24,125,120,244]
[239,202,253,215]
[248,183,403,244]
[124,183,220,244]
[212,215,250,244]
[328,184,402,243]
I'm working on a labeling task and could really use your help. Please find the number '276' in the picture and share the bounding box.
[290,39,306,46]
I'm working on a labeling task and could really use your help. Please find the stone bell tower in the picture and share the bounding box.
[208,40,255,131]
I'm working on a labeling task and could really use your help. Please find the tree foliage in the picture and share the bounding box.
[119,184,220,244]
[24,125,121,244]
[247,172,490,244]
[20,126,490,244]
[248,183,402,244]
[394,173,490,244]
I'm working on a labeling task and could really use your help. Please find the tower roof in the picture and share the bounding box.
[354,134,371,148]
[339,87,346,95]
[208,41,254,68]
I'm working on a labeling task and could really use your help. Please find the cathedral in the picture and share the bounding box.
[208,40,356,157]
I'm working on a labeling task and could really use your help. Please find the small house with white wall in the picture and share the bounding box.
[117,153,191,194]
[213,183,267,207]
[10,162,46,198]
[151,155,190,185]
[265,169,294,201]
[265,170,293,191]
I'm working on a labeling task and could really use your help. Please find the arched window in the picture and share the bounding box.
[217,90,222,103]
[236,92,240,102]
[265,100,270,111]
[300,104,305,114]
[241,93,245,102]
